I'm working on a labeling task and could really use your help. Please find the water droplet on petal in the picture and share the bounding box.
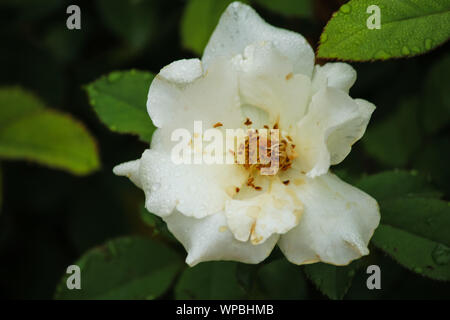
[340,4,351,13]
[432,244,450,266]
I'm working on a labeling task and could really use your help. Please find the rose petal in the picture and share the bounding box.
[293,87,375,177]
[114,149,247,218]
[164,210,278,266]
[311,62,357,94]
[203,2,314,77]
[147,58,242,130]
[278,172,380,266]
[225,178,303,244]
[235,42,311,129]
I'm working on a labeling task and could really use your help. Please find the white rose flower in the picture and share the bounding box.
[114,2,380,266]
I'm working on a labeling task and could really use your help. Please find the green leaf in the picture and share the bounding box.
[381,197,450,247]
[175,261,246,299]
[356,170,442,201]
[181,0,248,55]
[358,171,450,281]
[0,87,100,175]
[303,260,363,300]
[253,0,312,18]
[54,236,183,299]
[318,0,450,61]
[421,54,450,134]
[372,225,450,281]
[363,99,422,167]
[235,263,260,297]
[257,259,308,299]
[413,136,450,193]
[86,70,156,143]
[96,0,158,51]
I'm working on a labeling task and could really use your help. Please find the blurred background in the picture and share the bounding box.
[0,0,449,299]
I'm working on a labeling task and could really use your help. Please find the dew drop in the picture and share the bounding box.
[425,39,433,50]
[108,242,118,257]
[374,50,391,60]
[401,46,410,55]
[414,267,423,273]
[340,4,351,13]
[432,244,450,266]
[108,72,121,82]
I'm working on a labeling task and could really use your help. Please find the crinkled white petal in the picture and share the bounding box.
[114,149,247,218]
[327,98,376,165]
[278,172,380,266]
[312,62,357,94]
[113,159,142,189]
[235,42,311,129]
[203,2,314,77]
[159,58,203,84]
[225,179,303,244]
[164,210,279,266]
[147,58,242,130]
[293,87,375,177]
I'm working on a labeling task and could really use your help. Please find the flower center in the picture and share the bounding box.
[234,119,297,189]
